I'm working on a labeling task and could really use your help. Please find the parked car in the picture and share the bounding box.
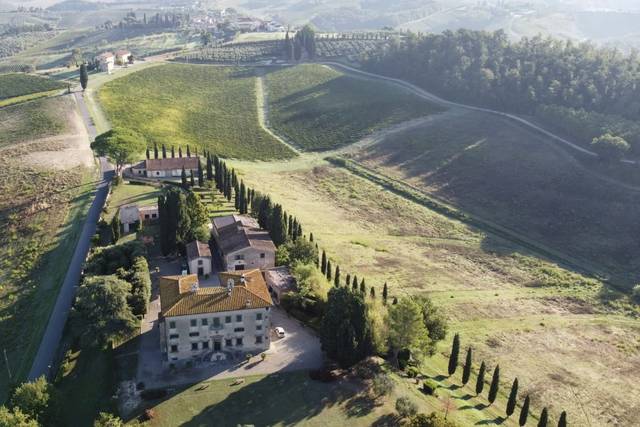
[274,327,285,338]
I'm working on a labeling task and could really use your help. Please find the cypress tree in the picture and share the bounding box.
[382,282,388,304]
[269,204,287,246]
[326,260,332,281]
[370,286,375,298]
[296,222,302,239]
[334,265,340,286]
[392,296,398,304]
[146,147,150,159]
[187,145,191,157]
[557,411,567,427]
[476,361,486,395]
[181,167,187,189]
[234,183,240,209]
[506,378,518,417]
[162,144,167,158]
[345,274,351,287]
[171,146,175,158]
[352,275,358,292]
[309,232,314,242]
[178,146,183,158]
[488,364,500,404]
[519,395,530,427]
[288,216,294,238]
[291,218,299,241]
[321,250,327,274]
[359,278,365,294]
[154,143,158,159]
[448,333,460,376]
[537,408,548,427]
[240,182,247,214]
[206,154,213,180]
[111,210,121,243]
[80,62,88,90]
[197,159,204,187]
[158,195,168,255]
[190,170,195,187]
[462,347,472,385]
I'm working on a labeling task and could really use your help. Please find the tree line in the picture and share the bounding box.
[283,25,317,61]
[363,29,640,156]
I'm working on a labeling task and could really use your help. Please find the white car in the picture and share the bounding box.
[274,327,285,338]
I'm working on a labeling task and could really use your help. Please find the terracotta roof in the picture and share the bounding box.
[213,215,275,254]
[115,49,131,56]
[264,266,296,293]
[186,240,211,259]
[97,52,114,60]
[144,157,199,171]
[159,270,273,317]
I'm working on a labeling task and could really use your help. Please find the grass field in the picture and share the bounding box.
[0,73,66,100]
[0,97,68,147]
[349,109,640,286]
[0,96,96,401]
[264,64,442,151]
[99,64,295,160]
[231,157,639,426]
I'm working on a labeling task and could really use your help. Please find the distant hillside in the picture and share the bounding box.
[47,0,103,12]
[0,1,13,12]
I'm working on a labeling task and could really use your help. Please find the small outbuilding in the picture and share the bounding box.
[263,266,296,304]
[118,204,158,233]
[186,240,212,277]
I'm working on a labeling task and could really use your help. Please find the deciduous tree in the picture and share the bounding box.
[388,297,430,364]
[91,128,146,175]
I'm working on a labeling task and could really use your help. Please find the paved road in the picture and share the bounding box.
[28,93,113,381]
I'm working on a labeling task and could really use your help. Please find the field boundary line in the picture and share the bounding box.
[326,156,630,291]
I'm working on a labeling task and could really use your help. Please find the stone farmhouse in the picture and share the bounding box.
[118,204,159,233]
[158,270,273,365]
[131,157,199,178]
[211,215,276,271]
[186,240,212,277]
[115,49,131,65]
[95,52,114,73]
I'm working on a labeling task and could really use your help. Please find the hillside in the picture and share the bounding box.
[0,73,65,101]
[265,64,442,151]
[98,64,295,160]
[0,95,96,400]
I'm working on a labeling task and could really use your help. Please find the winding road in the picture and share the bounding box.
[28,92,114,381]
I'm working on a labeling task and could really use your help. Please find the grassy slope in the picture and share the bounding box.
[232,159,640,426]
[0,97,97,400]
[265,64,443,151]
[0,73,65,100]
[98,64,295,160]
[0,97,68,147]
[349,109,640,285]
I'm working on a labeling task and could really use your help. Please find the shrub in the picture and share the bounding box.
[408,412,459,427]
[591,133,630,161]
[406,367,419,378]
[396,397,418,418]
[398,348,411,370]
[93,412,124,427]
[372,373,394,397]
[421,380,438,396]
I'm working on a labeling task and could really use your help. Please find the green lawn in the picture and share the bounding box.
[0,72,65,100]
[98,64,295,160]
[264,64,443,151]
[106,181,163,221]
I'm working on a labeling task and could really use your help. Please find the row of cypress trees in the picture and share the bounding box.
[448,334,568,426]
[146,143,198,160]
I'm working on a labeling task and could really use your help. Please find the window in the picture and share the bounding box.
[256,313,263,320]
[236,338,243,346]
[191,342,199,351]
[236,314,242,322]
[201,318,208,326]
[235,254,244,260]
[189,332,199,337]
[152,213,157,218]
[144,214,150,219]
[190,319,197,327]
[225,339,233,347]
[169,334,179,339]
[169,321,176,329]
[213,317,220,327]
[198,259,203,265]
[225,316,232,324]
[170,345,178,353]
[256,325,262,331]
[234,327,245,332]
[255,336,263,344]
[260,253,265,259]
[202,341,210,349]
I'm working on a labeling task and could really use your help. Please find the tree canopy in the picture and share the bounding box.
[591,133,631,161]
[388,297,430,363]
[91,127,146,174]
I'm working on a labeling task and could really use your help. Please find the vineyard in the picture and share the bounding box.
[264,63,442,151]
[0,73,66,100]
[0,30,58,59]
[178,36,391,63]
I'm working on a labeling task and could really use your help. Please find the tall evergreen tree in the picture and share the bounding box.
[146,147,150,159]
[80,63,88,91]
[309,232,314,242]
[181,167,187,189]
[178,146,183,158]
[462,347,473,385]
[476,361,486,395]
[206,154,213,180]
[234,183,240,209]
[334,265,341,286]
[269,204,287,246]
[187,145,191,157]
[158,195,168,254]
[370,286,375,298]
[111,210,121,243]
[291,218,299,241]
[171,146,175,158]
[197,159,204,186]
[557,411,567,427]
[359,278,365,294]
[537,408,548,427]
[382,282,388,304]
[321,250,327,274]
[345,273,351,287]
[352,275,358,292]
[190,170,195,187]
[288,216,294,238]
[162,144,167,158]
[154,143,158,159]
[448,333,460,376]
[239,181,247,214]
[519,395,530,427]
[488,364,500,404]
[506,378,519,417]
[326,260,332,281]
